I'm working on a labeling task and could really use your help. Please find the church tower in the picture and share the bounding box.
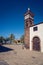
[24,8,34,48]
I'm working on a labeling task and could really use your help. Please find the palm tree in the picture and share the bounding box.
[20,35,24,44]
[9,34,15,44]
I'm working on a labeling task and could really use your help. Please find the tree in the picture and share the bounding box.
[20,35,24,44]
[9,34,15,44]
[4,38,8,44]
[4,38,10,44]
[0,36,5,44]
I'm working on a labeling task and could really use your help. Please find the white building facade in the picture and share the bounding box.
[30,23,43,52]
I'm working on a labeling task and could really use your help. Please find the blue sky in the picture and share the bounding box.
[0,0,43,39]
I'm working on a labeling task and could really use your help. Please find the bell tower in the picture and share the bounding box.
[24,8,34,48]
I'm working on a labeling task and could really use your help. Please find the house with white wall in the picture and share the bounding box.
[30,23,43,52]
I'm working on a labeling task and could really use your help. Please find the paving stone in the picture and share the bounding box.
[0,61,9,65]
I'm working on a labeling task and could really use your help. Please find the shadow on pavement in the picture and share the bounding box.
[0,45,13,53]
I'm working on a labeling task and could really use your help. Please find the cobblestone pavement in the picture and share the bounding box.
[0,45,43,65]
[0,61,9,65]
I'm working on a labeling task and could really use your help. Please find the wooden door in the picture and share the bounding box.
[33,37,40,51]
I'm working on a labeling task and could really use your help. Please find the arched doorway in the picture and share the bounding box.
[32,36,40,51]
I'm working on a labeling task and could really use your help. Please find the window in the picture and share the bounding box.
[33,26,38,31]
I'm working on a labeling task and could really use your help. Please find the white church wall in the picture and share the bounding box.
[30,23,43,52]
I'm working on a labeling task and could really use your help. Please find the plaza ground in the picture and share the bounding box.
[0,44,43,65]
